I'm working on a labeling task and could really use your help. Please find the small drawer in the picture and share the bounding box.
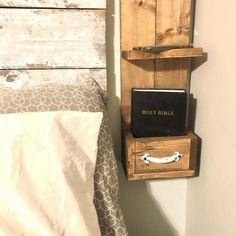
[124,131,198,180]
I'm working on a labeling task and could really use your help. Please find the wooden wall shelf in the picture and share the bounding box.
[120,0,202,181]
[122,48,203,61]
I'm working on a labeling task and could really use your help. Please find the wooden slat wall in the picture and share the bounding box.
[121,0,193,129]
[155,0,192,46]
[0,0,106,9]
[0,2,106,90]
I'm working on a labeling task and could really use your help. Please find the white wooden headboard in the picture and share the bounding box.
[0,0,106,90]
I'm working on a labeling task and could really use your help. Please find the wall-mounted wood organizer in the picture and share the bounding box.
[120,0,203,180]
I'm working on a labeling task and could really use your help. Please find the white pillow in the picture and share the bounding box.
[0,111,103,236]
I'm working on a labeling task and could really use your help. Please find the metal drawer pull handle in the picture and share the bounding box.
[140,152,183,164]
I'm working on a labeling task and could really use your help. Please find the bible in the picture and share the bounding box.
[131,88,187,138]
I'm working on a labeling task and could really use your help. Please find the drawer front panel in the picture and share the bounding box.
[134,138,191,173]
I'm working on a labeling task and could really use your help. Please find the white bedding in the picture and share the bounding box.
[0,111,103,236]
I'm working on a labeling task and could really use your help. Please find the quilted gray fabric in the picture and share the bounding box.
[0,84,128,236]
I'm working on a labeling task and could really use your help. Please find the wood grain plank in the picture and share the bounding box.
[0,69,107,90]
[125,132,136,177]
[0,0,106,9]
[121,0,156,129]
[154,58,189,89]
[123,48,203,60]
[0,9,105,69]
[154,0,193,90]
[155,0,192,45]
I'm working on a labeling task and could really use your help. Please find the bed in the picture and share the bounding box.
[0,1,128,236]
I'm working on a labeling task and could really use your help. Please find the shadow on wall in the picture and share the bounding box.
[118,164,179,236]
[106,0,122,159]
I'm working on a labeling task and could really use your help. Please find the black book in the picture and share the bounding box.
[131,88,187,138]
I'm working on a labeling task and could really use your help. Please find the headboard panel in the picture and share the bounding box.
[0,9,105,69]
[0,2,106,89]
[0,0,106,9]
[0,69,107,90]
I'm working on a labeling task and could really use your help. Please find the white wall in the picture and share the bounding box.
[186,0,236,236]
[107,1,187,235]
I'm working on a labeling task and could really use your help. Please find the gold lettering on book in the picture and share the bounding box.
[142,110,156,115]
[157,110,175,116]
[141,110,175,116]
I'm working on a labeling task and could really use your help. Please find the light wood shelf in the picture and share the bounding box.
[122,48,203,61]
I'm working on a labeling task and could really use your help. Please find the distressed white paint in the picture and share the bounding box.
[0,69,107,90]
[0,0,106,9]
[0,9,106,69]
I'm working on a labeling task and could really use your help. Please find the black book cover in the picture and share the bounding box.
[131,88,187,138]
